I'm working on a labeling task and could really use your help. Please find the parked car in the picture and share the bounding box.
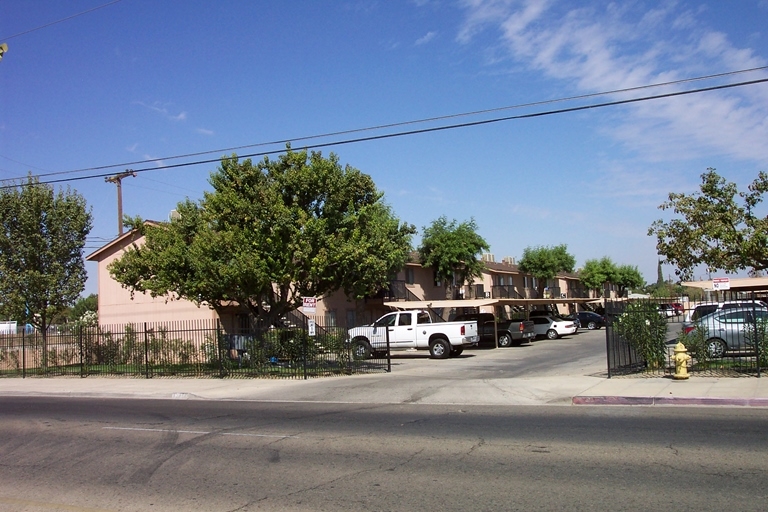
[686,307,768,358]
[576,311,606,330]
[530,316,578,340]
[453,312,536,347]
[691,301,767,320]
[347,310,479,359]
[671,302,685,316]
[658,304,679,317]
[560,313,581,330]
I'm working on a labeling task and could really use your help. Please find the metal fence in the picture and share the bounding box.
[606,297,766,378]
[0,319,390,379]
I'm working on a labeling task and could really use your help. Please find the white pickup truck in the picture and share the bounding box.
[347,310,479,359]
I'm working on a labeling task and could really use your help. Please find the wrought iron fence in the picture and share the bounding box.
[606,297,766,378]
[0,319,390,379]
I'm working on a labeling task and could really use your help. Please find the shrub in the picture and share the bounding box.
[614,302,668,368]
[744,317,768,368]
[677,324,713,368]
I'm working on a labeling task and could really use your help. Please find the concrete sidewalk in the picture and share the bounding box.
[2,372,768,407]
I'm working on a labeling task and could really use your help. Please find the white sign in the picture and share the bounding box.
[0,321,17,335]
[302,296,317,313]
[712,277,731,291]
[308,319,316,337]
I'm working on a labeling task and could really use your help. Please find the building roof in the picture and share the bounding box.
[85,221,162,262]
[682,277,768,292]
[383,297,600,310]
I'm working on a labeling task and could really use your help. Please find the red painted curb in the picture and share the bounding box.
[572,396,768,407]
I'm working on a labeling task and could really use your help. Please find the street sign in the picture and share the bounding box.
[308,319,316,337]
[712,277,730,291]
[302,296,317,313]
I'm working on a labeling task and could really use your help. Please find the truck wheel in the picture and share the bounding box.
[546,329,559,340]
[429,338,451,359]
[351,339,372,360]
[498,333,513,348]
[451,347,464,357]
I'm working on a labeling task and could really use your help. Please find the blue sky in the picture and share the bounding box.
[1,0,767,297]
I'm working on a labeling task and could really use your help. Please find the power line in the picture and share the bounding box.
[6,75,765,190]
[0,0,123,41]
[17,65,768,182]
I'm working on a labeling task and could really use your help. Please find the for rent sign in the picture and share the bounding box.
[302,296,317,313]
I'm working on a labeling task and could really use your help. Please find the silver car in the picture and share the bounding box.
[692,307,768,357]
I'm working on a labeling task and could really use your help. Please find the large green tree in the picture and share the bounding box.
[579,257,644,298]
[517,244,576,297]
[649,168,768,280]
[0,175,92,364]
[614,264,644,297]
[579,257,616,295]
[109,149,415,327]
[418,216,490,298]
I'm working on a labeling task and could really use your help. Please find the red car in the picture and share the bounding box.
[671,303,684,315]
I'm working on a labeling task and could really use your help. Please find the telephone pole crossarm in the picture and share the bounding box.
[105,170,137,236]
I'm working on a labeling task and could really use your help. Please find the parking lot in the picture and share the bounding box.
[381,327,608,379]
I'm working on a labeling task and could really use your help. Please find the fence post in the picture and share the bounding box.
[754,291,761,378]
[217,319,225,378]
[79,325,85,378]
[605,300,611,378]
[386,323,391,373]
[303,315,308,380]
[144,323,150,379]
[22,326,26,378]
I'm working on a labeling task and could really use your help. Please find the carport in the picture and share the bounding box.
[383,297,601,348]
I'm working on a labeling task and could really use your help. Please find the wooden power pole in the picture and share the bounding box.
[105,170,136,236]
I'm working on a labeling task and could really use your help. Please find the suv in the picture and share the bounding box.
[685,301,768,323]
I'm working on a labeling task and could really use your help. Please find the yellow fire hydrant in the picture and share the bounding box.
[673,341,691,380]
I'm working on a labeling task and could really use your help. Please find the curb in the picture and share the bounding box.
[572,396,768,407]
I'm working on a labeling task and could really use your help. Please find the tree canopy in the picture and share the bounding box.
[517,244,575,296]
[649,168,768,281]
[579,257,644,298]
[613,264,645,298]
[0,175,92,347]
[579,257,615,294]
[418,217,490,297]
[109,149,415,327]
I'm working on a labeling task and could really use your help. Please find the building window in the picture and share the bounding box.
[326,310,337,327]
[346,309,356,329]
[405,267,415,285]
[434,270,442,287]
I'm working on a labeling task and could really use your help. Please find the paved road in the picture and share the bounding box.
[2,396,768,511]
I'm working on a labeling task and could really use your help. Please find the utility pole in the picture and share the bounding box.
[105,170,136,236]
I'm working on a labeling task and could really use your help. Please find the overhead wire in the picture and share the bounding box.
[0,0,123,41]
[14,65,768,182]
[2,74,767,190]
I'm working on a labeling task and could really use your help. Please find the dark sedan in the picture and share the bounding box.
[576,311,606,330]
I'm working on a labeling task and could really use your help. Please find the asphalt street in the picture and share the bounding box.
[2,397,768,511]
